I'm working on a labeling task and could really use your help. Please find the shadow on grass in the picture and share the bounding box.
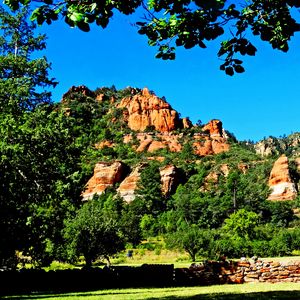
[147,291,300,300]
[8,290,300,300]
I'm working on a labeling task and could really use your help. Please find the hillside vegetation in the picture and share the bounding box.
[3,84,299,269]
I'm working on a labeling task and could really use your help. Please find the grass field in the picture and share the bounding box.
[4,283,300,300]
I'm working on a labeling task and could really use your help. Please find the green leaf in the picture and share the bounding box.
[69,12,84,22]
[234,64,245,73]
[90,3,97,12]
[225,66,234,76]
[77,21,90,32]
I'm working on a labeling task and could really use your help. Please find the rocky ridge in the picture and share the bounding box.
[61,85,299,202]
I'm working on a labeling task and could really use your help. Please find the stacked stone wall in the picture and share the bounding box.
[181,259,300,285]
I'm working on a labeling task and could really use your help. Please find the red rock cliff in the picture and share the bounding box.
[268,155,297,201]
[117,165,144,203]
[160,165,180,196]
[118,88,180,132]
[82,161,126,200]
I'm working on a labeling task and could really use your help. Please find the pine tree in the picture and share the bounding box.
[0,5,57,113]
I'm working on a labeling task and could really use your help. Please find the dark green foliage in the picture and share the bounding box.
[64,193,125,267]
[136,162,165,217]
[166,225,216,261]
[0,6,57,113]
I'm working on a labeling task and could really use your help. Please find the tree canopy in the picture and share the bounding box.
[4,0,300,74]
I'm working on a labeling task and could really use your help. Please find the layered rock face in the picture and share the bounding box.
[160,165,180,196]
[83,162,181,202]
[268,155,297,201]
[118,88,180,132]
[117,165,143,203]
[82,161,126,200]
[255,134,300,158]
[193,137,230,156]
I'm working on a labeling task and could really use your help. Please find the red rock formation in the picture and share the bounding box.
[238,163,249,174]
[160,165,180,196]
[193,135,229,156]
[193,120,230,156]
[124,128,228,156]
[148,140,167,152]
[118,87,180,132]
[182,117,193,129]
[202,164,229,190]
[117,164,180,202]
[82,161,126,200]
[268,155,297,201]
[61,85,95,101]
[125,133,182,153]
[193,138,214,156]
[95,140,115,149]
[117,165,144,203]
[202,119,223,138]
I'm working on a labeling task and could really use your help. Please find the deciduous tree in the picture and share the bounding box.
[5,1,300,74]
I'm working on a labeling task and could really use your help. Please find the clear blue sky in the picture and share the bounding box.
[39,11,300,142]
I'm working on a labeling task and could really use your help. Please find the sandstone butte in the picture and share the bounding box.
[118,87,180,132]
[268,154,298,201]
[82,163,180,202]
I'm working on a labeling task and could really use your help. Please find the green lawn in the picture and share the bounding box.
[5,283,300,300]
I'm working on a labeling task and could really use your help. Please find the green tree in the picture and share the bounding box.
[0,6,60,268]
[0,104,90,267]
[135,162,165,217]
[222,209,259,240]
[215,209,260,258]
[64,195,125,267]
[5,1,300,74]
[0,5,57,113]
[166,224,214,261]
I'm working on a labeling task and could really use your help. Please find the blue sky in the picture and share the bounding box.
[39,11,300,142]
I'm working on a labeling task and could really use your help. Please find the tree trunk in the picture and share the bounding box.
[84,255,92,268]
[105,255,111,268]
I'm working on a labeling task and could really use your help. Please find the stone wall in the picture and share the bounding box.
[179,259,300,285]
[2,260,300,295]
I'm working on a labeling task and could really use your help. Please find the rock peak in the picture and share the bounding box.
[142,87,151,97]
[202,119,223,138]
[118,89,180,132]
